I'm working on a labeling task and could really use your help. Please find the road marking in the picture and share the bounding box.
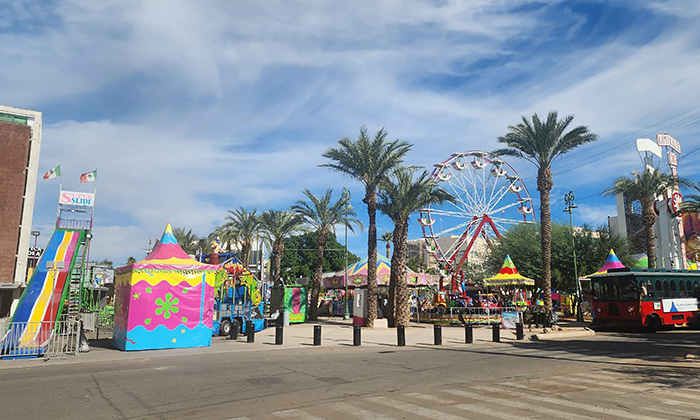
[449,388,595,420]
[404,392,455,404]
[453,402,539,420]
[366,396,468,420]
[499,382,669,420]
[328,401,398,420]
[272,409,325,420]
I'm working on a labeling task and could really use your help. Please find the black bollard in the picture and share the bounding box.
[434,324,442,346]
[275,324,283,345]
[397,325,406,347]
[353,325,361,346]
[492,324,500,342]
[516,322,524,340]
[465,324,473,344]
[229,320,239,340]
[246,321,255,343]
[313,325,322,346]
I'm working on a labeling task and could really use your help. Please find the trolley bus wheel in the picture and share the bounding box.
[219,319,231,336]
[646,315,661,332]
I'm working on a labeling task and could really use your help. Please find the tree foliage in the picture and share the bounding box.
[485,223,634,291]
[279,231,360,281]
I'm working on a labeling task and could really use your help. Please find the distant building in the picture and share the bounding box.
[0,105,42,317]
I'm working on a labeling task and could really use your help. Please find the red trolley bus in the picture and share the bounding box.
[590,268,700,331]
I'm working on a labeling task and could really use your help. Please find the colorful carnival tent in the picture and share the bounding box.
[323,254,435,289]
[483,255,535,286]
[586,249,625,277]
[114,224,223,351]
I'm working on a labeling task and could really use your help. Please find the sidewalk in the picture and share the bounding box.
[0,318,593,369]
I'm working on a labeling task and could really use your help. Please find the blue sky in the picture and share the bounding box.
[3,0,700,266]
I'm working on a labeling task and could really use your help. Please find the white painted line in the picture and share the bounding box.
[455,387,596,420]
[498,382,669,420]
[453,402,539,420]
[366,396,468,420]
[329,401,399,420]
[272,409,325,420]
[404,392,455,404]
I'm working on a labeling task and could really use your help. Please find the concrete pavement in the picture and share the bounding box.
[0,317,595,369]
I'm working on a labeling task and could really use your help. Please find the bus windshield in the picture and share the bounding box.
[592,276,636,301]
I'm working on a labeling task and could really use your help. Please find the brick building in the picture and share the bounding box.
[0,105,42,317]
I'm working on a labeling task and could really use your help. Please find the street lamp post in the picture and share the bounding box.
[564,191,583,322]
[31,231,40,268]
[343,188,350,320]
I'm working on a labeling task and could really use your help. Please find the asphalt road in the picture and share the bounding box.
[1,330,699,420]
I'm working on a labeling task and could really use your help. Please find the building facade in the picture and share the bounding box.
[0,105,42,317]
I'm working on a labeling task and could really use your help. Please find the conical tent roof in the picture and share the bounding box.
[120,223,220,271]
[483,255,535,286]
[587,249,625,276]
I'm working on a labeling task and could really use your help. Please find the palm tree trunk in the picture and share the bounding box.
[538,167,553,312]
[308,231,327,321]
[386,243,390,259]
[366,186,378,328]
[641,198,657,268]
[393,220,410,327]
[241,241,250,267]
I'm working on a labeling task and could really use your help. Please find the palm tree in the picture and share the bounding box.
[217,207,260,266]
[259,209,304,285]
[292,188,361,321]
[678,181,700,215]
[603,170,690,268]
[172,226,200,255]
[378,168,454,327]
[494,111,598,311]
[321,126,411,326]
[380,231,393,258]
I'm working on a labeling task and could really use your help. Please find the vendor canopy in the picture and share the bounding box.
[113,223,221,351]
[118,223,222,272]
[586,249,625,277]
[483,255,535,287]
[323,254,435,289]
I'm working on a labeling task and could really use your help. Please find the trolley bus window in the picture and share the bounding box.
[655,280,663,298]
[680,281,686,298]
[592,281,603,300]
[619,277,637,300]
[663,280,670,298]
[687,280,693,296]
[669,280,677,298]
[603,280,619,300]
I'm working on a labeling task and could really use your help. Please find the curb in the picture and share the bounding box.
[532,328,596,341]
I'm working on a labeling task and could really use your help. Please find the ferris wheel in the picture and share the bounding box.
[420,151,536,289]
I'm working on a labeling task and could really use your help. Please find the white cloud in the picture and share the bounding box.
[3,0,698,263]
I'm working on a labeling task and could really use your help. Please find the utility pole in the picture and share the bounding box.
[343,188,350,320]
[564,190,583,322]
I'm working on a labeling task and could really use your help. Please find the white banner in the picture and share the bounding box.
[661,298,698,313]
[59,190,95,206]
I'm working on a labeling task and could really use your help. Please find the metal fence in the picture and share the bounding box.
[1,320,81,359]
[412,306,523,326]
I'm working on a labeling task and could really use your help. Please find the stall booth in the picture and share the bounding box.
[270,284,308,324]
[114,224,223,351]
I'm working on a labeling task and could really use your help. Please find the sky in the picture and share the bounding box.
[3,0,700,266]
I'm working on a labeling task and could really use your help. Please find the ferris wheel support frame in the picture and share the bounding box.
[445,214,501,293]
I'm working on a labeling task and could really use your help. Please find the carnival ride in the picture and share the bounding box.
[2,193,94,358]
[421,151,535,293]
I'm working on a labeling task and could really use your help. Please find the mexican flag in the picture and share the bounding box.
[80,170,97,183]
[43,165,61,180]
